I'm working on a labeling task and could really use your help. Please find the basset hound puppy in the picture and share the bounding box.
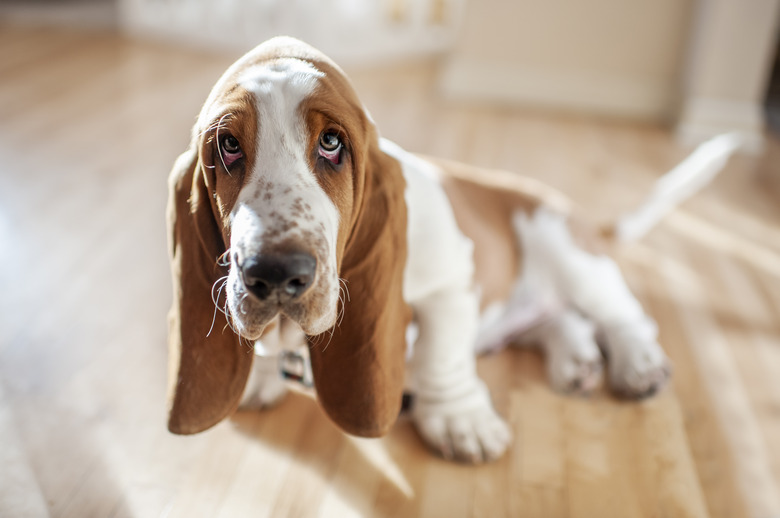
[167,37,741,463]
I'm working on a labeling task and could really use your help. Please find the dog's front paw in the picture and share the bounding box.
[602,323,672,398]
[411,390,511,463]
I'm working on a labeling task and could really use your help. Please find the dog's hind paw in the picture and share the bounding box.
[547,338,604,395]
[601,323,672,399]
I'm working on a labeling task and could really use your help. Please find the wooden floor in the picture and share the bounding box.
[1,25,779,518]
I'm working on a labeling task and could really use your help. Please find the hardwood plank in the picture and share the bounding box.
[417,459,474,518]
[214,397,314,518]
[651,230,778,518]
[0,23,777,518]
[0,382,49,518]
[511,485,567,518]
[267,400,346,518]
[621,261,710,518]
[370,421,428,518]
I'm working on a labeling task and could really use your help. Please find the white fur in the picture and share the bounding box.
[614,132,744,241]
[380,139,511,462]
[383,141,670,404]
[234,61,678,463]
[498,208,670,395]
[528,310,602,393]
[240,316,307,409]
[226,60,341,339]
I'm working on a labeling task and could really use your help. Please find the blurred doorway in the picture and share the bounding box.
[766,31,780,135]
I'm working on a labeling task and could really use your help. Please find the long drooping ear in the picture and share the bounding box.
[307,142,411,438]
[166,145,253,435]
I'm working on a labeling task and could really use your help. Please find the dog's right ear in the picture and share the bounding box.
[166,144,253,435]
[306,140,411,438]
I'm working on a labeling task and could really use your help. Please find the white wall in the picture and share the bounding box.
[677,0,780,151]
[439,0,695,121]
[116,0,780,147]
[0,0,116,30]
[118,0,465,65]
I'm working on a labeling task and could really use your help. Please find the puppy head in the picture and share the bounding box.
[167,37,410,437]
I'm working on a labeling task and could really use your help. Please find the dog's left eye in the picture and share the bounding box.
[318,131,342,165]
[220,135,243,167]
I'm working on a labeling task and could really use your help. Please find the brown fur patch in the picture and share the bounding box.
[167,37,411,439]
[425,156,569,309]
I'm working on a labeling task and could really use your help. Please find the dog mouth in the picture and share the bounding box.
[223,257,338,340]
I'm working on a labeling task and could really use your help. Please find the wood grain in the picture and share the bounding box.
[1,25,779,518]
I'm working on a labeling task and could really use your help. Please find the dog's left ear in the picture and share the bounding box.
[307,142,411,438]
[166,144,253,435]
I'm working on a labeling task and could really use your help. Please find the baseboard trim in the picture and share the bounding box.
[676,96,766,153]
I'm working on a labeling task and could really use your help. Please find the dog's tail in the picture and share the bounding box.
[607,132,746,242]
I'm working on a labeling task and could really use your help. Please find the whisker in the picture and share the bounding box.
[197,115,235,172]
[320,323,337,352]
[223,296,239,335]
[340,278,351,302]
[197,114,234,139]
[237,294,247,315]
[337,277,350,327]
[215,113,233,177]
[212,276,230,317]
[217,248,232,267]
[336,287,346,328]
[208,275,230,337]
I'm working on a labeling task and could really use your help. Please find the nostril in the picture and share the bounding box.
[241,252,316,301]
[283,273,314,297]
[243,275,272,299]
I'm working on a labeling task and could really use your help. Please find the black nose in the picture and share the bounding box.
[240,252,316,301]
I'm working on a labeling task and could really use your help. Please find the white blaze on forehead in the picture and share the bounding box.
[225,58,342,335]
[239,58,324,98]
[231,58,339,264]
[239,59,323,159]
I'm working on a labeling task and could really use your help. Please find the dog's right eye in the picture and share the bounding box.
[220,135,243,167]
[318,131,342,165]
[222,135,240,153]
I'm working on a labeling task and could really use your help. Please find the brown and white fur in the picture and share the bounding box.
[167,36,743,463]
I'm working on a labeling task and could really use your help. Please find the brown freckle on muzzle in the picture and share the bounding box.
[290,198,311,219]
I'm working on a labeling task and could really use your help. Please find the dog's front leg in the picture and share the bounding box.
[408,286,511,463]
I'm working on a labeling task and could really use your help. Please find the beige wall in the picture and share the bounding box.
[117,0,465,65]
[677,0,780,150]
[440,0,695,121]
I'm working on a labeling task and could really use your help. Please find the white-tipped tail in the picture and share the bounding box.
[612,132,746,242]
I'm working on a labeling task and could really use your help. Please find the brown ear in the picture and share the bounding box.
[166,146,253,435]
[307,143,411,438]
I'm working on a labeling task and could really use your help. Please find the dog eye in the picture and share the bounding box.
[220,135,243,167]
[320,132,341,151]
[221,135,241,154]
[318,131,342,165]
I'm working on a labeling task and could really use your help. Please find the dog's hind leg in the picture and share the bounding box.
[514,209,671,398]
[525,309,603,394]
